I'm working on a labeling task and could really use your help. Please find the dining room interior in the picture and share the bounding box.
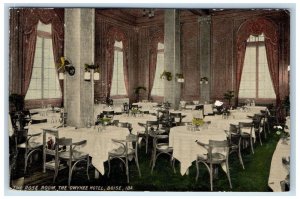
[7,7,291,193]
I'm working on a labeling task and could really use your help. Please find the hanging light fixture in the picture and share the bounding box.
[143,9,155,18]
[84,64,100,81]
[94,68,100,81]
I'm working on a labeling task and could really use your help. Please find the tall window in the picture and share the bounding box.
[151,42,164,96]
[110,41,127,96]
[25,21,62,100]
[238,34,276,99]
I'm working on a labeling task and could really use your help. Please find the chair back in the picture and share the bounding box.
[239,122,253,134]
[146,121,159,132]
[227,124,241,146]
[116,122,129,128]
[131,104,139,109]
[253,114,263,130]
[170,112,182,123]
[60,112,68,127]
[55,138,87,160]
[43,128,59,150]
[207,140,229,160]
[103,111,114,118]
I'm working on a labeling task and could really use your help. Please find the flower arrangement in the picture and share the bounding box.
[98,117,112,125]
[192,118,204,126]
[131,107,141,115]
[274,125,289,138]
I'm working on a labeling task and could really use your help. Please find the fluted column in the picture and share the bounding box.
[64,8,95,127]
[164,9,181,109]
[199,15,211,102]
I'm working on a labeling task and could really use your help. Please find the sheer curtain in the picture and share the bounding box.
[236,18,279,104]
[148,31,164,99]
[105,27,129,98]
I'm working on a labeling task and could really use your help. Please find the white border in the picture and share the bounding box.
[1,1,298,198]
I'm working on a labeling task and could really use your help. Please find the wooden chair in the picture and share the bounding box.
[149,130,175,174]
[108,134,141,183]
[54,137,90,187]
[239,122,255,154]
[42,128,62,181]
[195,140,232,191]
[15,128,43,174]
[170,112,182,126]
[137,121,159,154]
[253,114,264,146]
[225,124,245,169]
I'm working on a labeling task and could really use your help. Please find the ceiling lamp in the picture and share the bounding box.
[143,9,155,18]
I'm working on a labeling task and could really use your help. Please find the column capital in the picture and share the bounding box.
[198,15,211,24]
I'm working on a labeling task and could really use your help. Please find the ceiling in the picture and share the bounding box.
[107,8,214,19]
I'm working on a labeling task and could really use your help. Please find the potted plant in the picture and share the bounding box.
[223,90,235,107]
[160,70,172,81]
[134,86,146,102]
[9,93,24,112]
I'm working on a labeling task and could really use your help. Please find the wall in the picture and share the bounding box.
[9,9,290,107]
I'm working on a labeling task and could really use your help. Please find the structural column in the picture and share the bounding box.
[164,9,181,109]
[64,8,95,127]
[199,16,211,102]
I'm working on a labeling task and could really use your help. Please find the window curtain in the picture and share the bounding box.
[105,27,129,98]
[148,31,164,99]
[236,18,279,104]
[22,9,64,98]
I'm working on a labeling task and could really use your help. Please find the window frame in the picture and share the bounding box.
[238,37,276,102]
[110,41,127,98]
[24,23,62,108]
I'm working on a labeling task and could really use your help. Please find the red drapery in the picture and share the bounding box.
[22,9,64,98]
[236,17,279,104]
[148,31,164,99]
[105,27,129,98]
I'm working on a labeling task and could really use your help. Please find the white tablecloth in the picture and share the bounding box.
[170,109,203,122]
[132,102,158,111]
[268,138,290,192]
[169,126,227,175]
[204,104,214,115]
[28,124,129,175]
[113,114,157,134]
[244,106,267,114]
[94,104,123,120]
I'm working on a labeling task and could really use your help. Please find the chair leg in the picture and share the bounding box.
[125,157,129,183]
[53,159,59,183]
[145,137,148,154]
[195,160,199,182]
[172,157,176,174]
[225,161,232,189]
[86,157,90,180]
[210,164,213,191]
[134,155,141,177]
[24,154,28,174]
[258,131,262,146]
[151,151,157,174]
[250,137,254,154]
[108,156,111,178]
[238,146,245,169]
[68,160,72,188]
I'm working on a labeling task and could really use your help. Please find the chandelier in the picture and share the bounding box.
[143,9,155,18]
